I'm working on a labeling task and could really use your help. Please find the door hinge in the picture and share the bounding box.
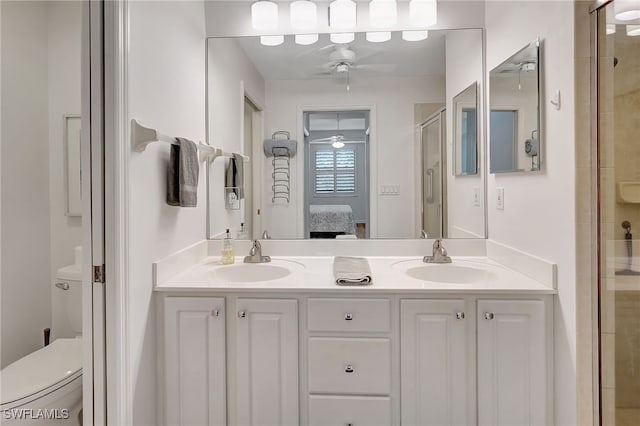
[93,265,105,283]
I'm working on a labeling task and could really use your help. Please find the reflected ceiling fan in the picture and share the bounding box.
[316,45,396,91]
[310,113,356,148]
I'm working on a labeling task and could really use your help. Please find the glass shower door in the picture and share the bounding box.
[597,4,640,425]
[421,111,446,239]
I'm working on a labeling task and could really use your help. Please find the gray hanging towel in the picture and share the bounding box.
[225,153,244,200]
[167,137,199,207]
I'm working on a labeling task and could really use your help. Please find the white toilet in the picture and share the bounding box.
[0,253,83,425]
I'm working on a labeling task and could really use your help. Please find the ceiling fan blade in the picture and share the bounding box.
[295,43,335,59]
[353,64,397,72]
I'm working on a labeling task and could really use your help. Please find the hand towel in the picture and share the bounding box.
[167,137,199,207]
[225,153,244,200]
[333,256,372,285]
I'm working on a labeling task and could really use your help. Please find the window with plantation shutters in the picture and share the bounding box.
[314,149,356,194]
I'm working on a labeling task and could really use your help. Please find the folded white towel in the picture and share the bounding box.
[333,256,372,286]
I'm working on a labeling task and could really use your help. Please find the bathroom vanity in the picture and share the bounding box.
[155,242,555,426]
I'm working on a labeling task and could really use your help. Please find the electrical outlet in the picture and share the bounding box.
[473,187,481,207]
[496,187,505,210]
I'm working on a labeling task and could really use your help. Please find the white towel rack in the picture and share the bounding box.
[131,119,249,163]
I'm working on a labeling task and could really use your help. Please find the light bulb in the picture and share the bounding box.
[332,141,345,149]
[329,0,357,30]
[627,24,640,36]
[330,32,355,43]
[290,0,317,30]
[295,34,319,45]
[614,0,640,20]
[409,0,437,28]
[402,30,429,41]
[251,1,279,31]
[369,0,397,29]
[366,31,391,42]
[260,35,284,46]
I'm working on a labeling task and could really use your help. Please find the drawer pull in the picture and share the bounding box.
[238,311,246,318]
[344,313,354,321]
[484,312,494,320]
[345,364,354,373]
[346,424,354,426]
[456,312,465,320]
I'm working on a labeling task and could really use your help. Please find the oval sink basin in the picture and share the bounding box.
[402,263,495,284]
[214,264,291,282]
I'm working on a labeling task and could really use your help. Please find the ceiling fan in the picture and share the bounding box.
[316,45,396,91]
[310,113,353,148]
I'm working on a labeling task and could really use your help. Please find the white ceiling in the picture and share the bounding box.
[233,30,452,80]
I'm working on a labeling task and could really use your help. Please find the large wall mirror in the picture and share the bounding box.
[489,39,541,173]
[207,29,486,240]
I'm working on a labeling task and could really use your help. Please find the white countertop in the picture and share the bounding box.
[154,255,556,294]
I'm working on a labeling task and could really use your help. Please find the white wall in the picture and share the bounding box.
[0,0,52,368]
[484,1,576,424]
[128,1,207,423]
[47,1,83,341]
[207,38,265,238]
[445,29,485,238]
[264,76,446,239]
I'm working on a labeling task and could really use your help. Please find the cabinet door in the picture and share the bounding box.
[236,298,298,426]
[400,299,467,426]
[164,297,226,426]
[477,299,547,426]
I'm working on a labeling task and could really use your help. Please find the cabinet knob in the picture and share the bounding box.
[345,364,354,373]
[484,312,494,320]
[212,309,220,317]
[238,311,246,318]
[346,423,354,426]
[344,313,354,321]
[456,312,465,320]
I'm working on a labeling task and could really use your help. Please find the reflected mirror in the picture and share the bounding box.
[453,82,479,176]
[207,29,486,240]
[489,39,541,173]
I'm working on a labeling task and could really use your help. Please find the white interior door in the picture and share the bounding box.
[81,1,107,425]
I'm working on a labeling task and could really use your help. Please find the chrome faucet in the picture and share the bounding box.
[423,239,452,264]
[243,240,271,263]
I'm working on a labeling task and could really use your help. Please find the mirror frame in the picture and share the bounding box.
[453,81,480,176]
[489,38,541,174]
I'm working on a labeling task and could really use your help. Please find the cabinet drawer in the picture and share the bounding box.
[308,338,391,395]
[309,395,392,426]
[307,298,391,333]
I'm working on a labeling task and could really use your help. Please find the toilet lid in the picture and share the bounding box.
[0,338,82,405]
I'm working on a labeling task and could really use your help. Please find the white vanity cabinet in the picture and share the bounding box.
[477,299,549,426]
[400,299,468,426]
[160,293,552,426]
[163,297,227,426]
[235,298,299,426]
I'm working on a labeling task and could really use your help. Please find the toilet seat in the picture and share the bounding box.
[0,338,82,410]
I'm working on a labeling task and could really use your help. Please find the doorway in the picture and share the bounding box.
[420,109,447,239]
[303,111,370,239]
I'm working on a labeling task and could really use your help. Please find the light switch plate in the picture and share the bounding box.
[380,184,400,196]
[473,187,481,207]
[496,187,505,210]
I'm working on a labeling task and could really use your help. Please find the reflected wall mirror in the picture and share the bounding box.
[206,29,486,240]
[453,82,479,176]
[489,39,541,173]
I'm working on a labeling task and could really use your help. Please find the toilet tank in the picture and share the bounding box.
[55,247,83,336]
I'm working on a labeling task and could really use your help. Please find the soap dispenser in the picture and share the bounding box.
[237,222,249,240]
[221,229,235,265]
